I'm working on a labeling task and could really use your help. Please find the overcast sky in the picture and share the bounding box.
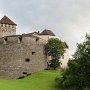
[0,0,90,57]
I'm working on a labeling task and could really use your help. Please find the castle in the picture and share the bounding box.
[0,16,69,79]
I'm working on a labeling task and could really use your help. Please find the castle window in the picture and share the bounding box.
[32,52,35,55]
[19,37,22,42]
[18,36,22,43]
[4,38,7,41]
[36,37,39,42]
[22,72,27,75]
[25,58,30,62]
[3,37,8,44]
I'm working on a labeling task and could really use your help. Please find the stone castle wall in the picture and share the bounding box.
[0,36,47,79]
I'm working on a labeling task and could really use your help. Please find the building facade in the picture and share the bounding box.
[0,16,69,79]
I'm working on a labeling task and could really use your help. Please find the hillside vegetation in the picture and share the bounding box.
[0,70,61,90]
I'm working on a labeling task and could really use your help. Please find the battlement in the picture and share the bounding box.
[0,23,16,28]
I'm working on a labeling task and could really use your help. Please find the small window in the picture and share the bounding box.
[4,37,7,42]
[25,58,30,62]
[23,72,27,75]
[36,37,39,42]
[4,37,7,44]
[32,52,35,55]
[19,36,22,42]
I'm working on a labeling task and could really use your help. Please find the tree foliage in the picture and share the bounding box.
[57,34,90,89]
[45,38,65,69]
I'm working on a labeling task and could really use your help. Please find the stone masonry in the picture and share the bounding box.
[0,36,48,79]
[0,16,69,79]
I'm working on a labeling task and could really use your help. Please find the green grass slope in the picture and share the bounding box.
[0,70,61,90]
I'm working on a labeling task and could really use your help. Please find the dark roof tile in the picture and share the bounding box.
[40,29,55,36]
[0,16,17,25]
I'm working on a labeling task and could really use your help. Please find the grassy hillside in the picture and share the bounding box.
[0,70,61,90]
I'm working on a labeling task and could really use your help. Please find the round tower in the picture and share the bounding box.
[0,16,17,38]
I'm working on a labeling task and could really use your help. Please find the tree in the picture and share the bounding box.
[57,34,90,89]
[45,38,65,69]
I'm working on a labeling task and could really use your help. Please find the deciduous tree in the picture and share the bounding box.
[45,38,65,69]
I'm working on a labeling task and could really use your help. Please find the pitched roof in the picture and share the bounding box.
[0,16,17,25]
[40,29,55,36]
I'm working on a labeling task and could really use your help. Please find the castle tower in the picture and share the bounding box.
[39,29,56,41]
[0,16,17,38]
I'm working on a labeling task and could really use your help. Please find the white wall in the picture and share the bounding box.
[60,48,69,68]
[39,35,56,41]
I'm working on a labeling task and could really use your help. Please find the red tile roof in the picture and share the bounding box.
[0,16,17,25]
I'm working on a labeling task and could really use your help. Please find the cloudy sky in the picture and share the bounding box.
[0,0,90,57]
